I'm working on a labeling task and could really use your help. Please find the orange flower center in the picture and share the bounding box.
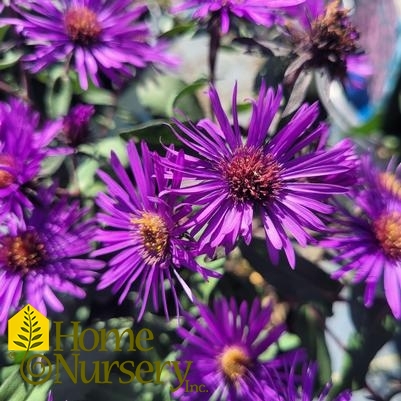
[131,212,169,264]
[219,146,283,204]
[219,346,251,382]
[0,154,16,189]
[374,211,401,260]
[2,231,46,274]
[64,6,101,44]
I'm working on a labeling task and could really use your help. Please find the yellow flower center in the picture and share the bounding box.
[64,6,101,44]
[219,346,251,382]
[2,231,46,274]
[374,211,401,260]
[131,212,169,264]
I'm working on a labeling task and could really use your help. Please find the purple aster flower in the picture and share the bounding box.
[166,82,356,267]
[284,0,371,81]
[62,103,94,147]
[0,98,63,219]
[92,141,220,321]
[324,156,401,319]
[267,351,352,401]
[171,0,305,34]
[174,297,297,401]
[6,0,177,90]
[0,187,104,333]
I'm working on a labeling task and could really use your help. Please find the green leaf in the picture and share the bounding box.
[350,112,383,136]
[24,380,53,401]
[32,327,40,333]
[39,155,66,177]
[172,78,207,120]
[30,342,43,349]
[0,50,23,70]
[136,75,204,119]
[73,158,104,197]
[21,327,29,333]
[235,102,252,114]
[45,66,73,119]
[119,119,180,145]
[13,341,27,349]
[196,255,226,270]
[0,365,27,401]
[0,26,10,42]
[160,21,196,39]
[82,86,116,106]
[17,335,29,342]
[278,332,301,352]
[72,136,128,196]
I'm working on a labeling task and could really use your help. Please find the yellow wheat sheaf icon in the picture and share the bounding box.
[8,304,49,352]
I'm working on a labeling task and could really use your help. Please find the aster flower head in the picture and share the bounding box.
[93,141,220,321]
[167,82,356,267]
[175,297,295,401]
[324,156,401,319]
[0,98,63,219]
[6,0,177,90]
[267,351,352,401]
[285,0,368,81]
[0,186,104,333]
[62,103,94,147]
[171,0,306,34]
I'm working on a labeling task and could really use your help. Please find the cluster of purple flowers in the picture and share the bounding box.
[89,82,360,400]
[92,81,357,318]
[173,297,352,401]
[0,98,103,333]
[0,0,179,331]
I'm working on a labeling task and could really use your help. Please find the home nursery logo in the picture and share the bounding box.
[8,305,51,385]
[7,305,204,393]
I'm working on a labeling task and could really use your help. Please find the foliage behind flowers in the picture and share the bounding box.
[0,0,400,400]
